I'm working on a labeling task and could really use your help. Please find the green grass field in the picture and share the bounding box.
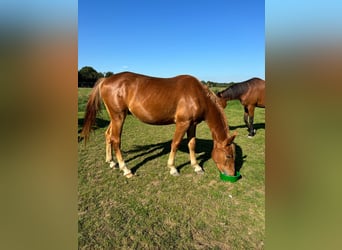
[78,87,265,249]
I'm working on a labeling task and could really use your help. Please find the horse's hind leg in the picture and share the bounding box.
[105,123,118,168]
[244,106,255,137]
[110,112,133,178]
[187,124,204,174]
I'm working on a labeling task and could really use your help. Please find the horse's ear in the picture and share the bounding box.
[227,131,238,145]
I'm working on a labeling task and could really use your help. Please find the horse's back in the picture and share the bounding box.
[103,71,200,92]
[100,72,207,125]
[237,78,265,107]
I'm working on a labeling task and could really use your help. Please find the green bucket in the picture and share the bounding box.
[220,171,241,182]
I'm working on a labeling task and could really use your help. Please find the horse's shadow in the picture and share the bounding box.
[124,138,245,175]
[229,122,265,131]
[77,117,246,174]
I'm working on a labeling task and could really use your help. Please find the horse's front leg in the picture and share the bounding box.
[248,116,256,137]
[167,122,189,176]
[187,124,204,174]
[247,106,256,138]
[244,106,250,131]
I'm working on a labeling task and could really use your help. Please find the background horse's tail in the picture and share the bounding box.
[80,78,105,143]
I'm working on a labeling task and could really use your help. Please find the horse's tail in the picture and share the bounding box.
[80,78,105,143]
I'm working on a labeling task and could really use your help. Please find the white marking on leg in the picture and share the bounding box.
[123,168,133,178]
[193,164,204,174]
[119,163,132,178]
[109,161,118,169]
[168,165,179,176]
[167,158,174,167]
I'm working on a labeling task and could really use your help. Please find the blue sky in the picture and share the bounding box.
[266,0,342,45]
[79,0,264,82]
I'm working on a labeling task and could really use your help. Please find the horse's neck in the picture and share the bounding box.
[223,88,239,100]
[205,101,229,144]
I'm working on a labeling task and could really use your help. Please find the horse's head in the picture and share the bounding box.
[211,131,237,176]
[216,92,228,109]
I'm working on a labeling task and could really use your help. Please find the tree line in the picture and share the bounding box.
[78,66,234,88]
[78,66,114,87]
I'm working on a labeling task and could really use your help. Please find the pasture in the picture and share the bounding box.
[78,86,265,249]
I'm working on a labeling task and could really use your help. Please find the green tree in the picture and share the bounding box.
[105,71,114,77]
[78,66,101,87]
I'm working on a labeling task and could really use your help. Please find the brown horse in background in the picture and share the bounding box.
[217,78,265,137]
[81,72,237,178]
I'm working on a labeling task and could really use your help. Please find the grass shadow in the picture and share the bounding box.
[125,138,245,175]
[229,122,265,131]
[235,143,246,173]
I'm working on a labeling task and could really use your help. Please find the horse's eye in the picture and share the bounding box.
[226,155,232,159]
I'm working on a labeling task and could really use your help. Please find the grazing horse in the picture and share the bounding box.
[217,78,265,137]
[81,72,237,178]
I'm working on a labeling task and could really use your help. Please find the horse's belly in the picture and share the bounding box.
[129,106,176,125]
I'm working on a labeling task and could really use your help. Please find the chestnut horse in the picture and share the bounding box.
[217,78,265,137]
[81,72,237,178]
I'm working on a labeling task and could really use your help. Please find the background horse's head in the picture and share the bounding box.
[211,131,237,176]
[216,94,228,109]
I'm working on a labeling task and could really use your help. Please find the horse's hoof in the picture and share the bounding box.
[193,164,203,173]
[170,171,180,176]
[109,161,118,168]
[195,169,204,175]
[195,165,204,174]
[169,166,179,176]
[248,133,255,138]
[125,173,134,178]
